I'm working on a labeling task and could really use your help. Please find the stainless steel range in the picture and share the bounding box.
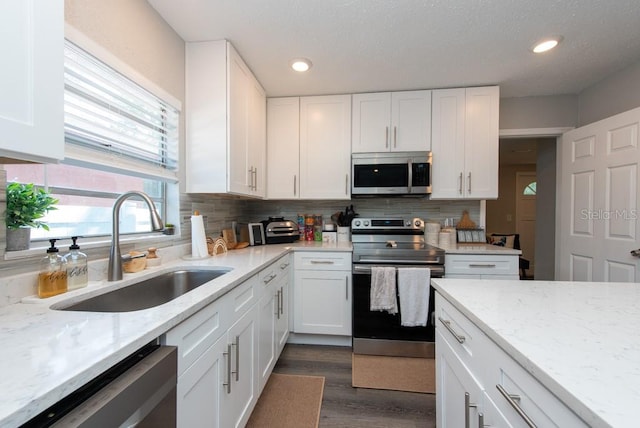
[351,217,445,358]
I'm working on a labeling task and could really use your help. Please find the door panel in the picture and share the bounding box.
[559,107,640,281]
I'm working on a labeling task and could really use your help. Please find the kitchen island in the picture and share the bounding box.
[431,278,640,427]
[0,241,351,427]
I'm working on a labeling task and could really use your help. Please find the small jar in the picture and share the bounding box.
[304,215,315,241]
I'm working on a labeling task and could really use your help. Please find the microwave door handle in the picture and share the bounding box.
[408,160,413,193]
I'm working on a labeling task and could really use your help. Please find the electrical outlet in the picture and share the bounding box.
[507,214,512,222]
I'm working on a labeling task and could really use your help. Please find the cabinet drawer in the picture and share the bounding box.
[487,344,588,427]
[163,298,230,376]
[259,255,291,287]
[445,254,518,276]
[228,274,258,320]
[294,251,351,270]
[436,295,492,369]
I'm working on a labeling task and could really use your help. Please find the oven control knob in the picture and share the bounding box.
[405,220,411,227]
[414,219,422,227]
[354,220,361,227]
[363,220,370,227]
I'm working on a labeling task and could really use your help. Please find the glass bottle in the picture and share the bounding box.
[38,239,68,298]
[65,236,88,290]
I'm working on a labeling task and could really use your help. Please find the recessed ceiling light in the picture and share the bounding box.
[290,58,312,72]
[532,36,563,53]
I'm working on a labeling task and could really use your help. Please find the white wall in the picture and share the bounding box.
[499,95,578,130]
[578,60,640,126]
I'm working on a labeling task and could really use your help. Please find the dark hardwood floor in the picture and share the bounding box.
[273,344,437,428]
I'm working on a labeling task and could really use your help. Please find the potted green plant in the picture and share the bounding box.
[163,223,175,235]
[5,182,58,251]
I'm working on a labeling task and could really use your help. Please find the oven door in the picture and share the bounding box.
[352,263,441,358]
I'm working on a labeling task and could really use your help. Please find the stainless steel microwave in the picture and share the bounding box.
[351,151,432,196]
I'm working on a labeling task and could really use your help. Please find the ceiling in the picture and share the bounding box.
[147,0,640,98]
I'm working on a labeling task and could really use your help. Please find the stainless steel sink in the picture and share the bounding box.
[55,269,231,312]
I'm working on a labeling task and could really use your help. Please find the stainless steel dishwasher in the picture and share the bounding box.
[21,342,177,428]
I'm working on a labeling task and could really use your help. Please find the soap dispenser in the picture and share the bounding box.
[65,236,88,290]
[38,239,68,298]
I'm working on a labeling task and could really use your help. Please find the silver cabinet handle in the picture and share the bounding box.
[293,175,297,196]
[459,172,463,194]
[248,167,253,190]
[345,276,349,300]
[275,289,281,319]
[345,174,349,195]
[479,412,485,427]
[469,264,497,268]
[408,159,413,194]
[393,126,397,148]
[310,260,334,264]
[254,167,258,191]
[263,273,277,284]
[223,343,232,394]
[279,286,284,315]
[468,172,471,194]
[232,335,240,381]
[385,126,389,148]
[438,317,466,343]
[496,384,537,427]
[465,392,477,428]
[280,262,290,270]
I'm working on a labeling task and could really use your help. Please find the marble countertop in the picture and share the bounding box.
[442,243,522,255]
[431,278,640,427]
[0,241,351,426]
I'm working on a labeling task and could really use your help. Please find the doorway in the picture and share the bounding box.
[486,137,557,279]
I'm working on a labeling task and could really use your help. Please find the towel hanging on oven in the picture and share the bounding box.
[370,266,397,314]
[397,268,431,326]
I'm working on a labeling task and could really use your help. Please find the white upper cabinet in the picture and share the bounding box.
[351,90,431,153]
[430,86,499,199]
[186,40,266,197]
[266,98,300,199]
[299,95,352,199]
[0,0,64,163]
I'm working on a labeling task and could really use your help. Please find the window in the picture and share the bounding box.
[523,181,537,196]
[4,39,180,242]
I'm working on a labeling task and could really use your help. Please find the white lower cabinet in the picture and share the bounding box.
[258,255,291,392]
[445,254,519,280]
[436,292,588,427]
[163,274,261,428]
[293,252,352,336]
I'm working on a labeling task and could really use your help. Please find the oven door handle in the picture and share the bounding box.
[356,258,443,265]
[352,264,444,276]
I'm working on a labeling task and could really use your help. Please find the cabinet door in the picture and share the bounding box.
[430,88,466,199]
[351,92,391,153]
[228,45,251,196]
[176,334,228,428]
[224,306,259,428]
[275,257,291,354]
[294,269,352,335]
[391,90,432,152]
[464,86,499,199]
[0,0,64,163]
[266,98,300,199]
[257,280,277,392]
[299,95,352,199]
[248,76,266,198]
[436,330,484,428]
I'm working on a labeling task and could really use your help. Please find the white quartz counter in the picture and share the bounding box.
[431,278,640,427]
[442,243,521,255]
[0,241,351,426]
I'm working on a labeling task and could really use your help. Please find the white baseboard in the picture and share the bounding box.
[287,332,352,347]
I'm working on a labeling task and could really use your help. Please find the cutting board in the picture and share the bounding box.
[222,229,237,248]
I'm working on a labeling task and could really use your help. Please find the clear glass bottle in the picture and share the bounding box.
[38,239,68,298]
[65,236,88,290]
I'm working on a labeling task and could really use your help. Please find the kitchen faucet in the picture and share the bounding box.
[108,191,164,281]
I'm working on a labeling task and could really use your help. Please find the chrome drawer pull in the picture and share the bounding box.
[465,392,477,428]
[438,317,466,343]
[310,260,334,264]
[468,263,497,268]
[223,343,232,394]
[496,384,537,427]
[263,273,277,284]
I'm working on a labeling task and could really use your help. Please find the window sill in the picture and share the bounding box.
[4,233,176,261]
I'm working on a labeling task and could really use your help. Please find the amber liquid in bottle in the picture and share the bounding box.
[38,270,68,298]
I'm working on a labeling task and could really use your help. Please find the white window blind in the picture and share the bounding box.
[63,40,179,181]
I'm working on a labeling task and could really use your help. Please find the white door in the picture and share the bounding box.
[516,172,537,274]
[391,90,432,151]
[351,92,391,153]
[559,107,640,281]
[228,45,251,195]
[266,97,300,199]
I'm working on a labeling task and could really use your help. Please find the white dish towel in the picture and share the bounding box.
[398,268,431,326]
[370,266,397,314]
